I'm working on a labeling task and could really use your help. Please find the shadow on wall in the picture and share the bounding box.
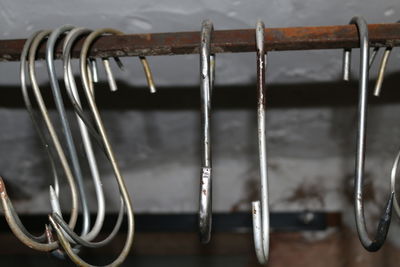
[1,71,400,110]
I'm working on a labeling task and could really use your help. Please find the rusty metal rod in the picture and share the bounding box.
[0,23,399,61]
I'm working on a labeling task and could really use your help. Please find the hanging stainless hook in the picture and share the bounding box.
[0,29,80,252]
[199,19,216,244]
[251,20,270,265]
[54,26,125,246]
[49,28,135,267]
[342,16,394,252]
[45,25,91,238]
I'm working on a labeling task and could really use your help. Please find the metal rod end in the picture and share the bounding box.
[0,177,7,195]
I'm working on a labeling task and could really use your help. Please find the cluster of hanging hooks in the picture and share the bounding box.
[200,16,400,265]
[0,25,156,266]
[0,17,400,266]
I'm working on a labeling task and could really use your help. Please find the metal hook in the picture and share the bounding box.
[342,16,394,252]
[59,26,125,245]
[62,27,106,242]
[251,20,270,264]
[199,19,215,244]
[0,29,81,252]
[28,29,82,247]
[45,25,91,238]
[50,28,135,267]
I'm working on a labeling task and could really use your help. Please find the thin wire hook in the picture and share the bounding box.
[0,29,79,252]
[342,16,394,252]
[56,26,125,245]
[50,28,135,267]
[45,25,90,237]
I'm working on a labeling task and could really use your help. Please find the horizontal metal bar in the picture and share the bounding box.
[0,212,341,232]
[0,23,399,61]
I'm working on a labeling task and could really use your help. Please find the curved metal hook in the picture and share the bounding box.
[251,20,270,264]
[342,16,394,252]
[199,19,216,244]
[0,177,58,251]
[57,26,125,245]
[50,28,135,267]
[62,27,105,241]
[0,29,79,252]
[45,25,90,237]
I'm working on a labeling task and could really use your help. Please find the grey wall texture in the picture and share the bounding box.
[1,0,400,245]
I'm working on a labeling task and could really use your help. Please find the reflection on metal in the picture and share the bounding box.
[251,20,270,265]
[343,16,394,252]
[199,19,215,244]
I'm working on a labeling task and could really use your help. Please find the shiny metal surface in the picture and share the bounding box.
[344,16,394,252]
[373,48,392,96]
[50,28,135,267]
[60,26,125,245]
[251,20,270,265]
[45,25,90,237]
[199,19,215,244]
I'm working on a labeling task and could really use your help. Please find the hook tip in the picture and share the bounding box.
[0,177,6,194]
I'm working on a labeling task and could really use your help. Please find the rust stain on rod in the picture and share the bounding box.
[0,23,399,61]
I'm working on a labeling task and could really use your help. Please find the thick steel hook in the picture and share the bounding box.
[199,19,216,244]
[342,16,394,252]
[251,20,270,265]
